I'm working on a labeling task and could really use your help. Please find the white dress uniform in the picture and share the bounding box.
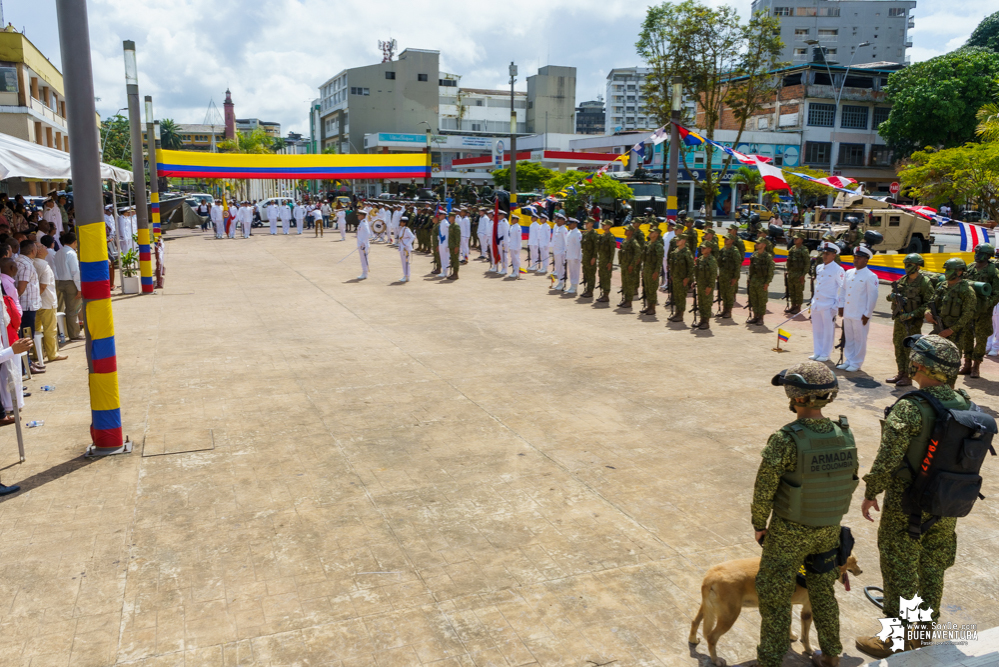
[398,225,415,281]
[391,208,403,243]
[494,215,509,275]
[537,219,552,274]
[507,218,522,278]
[478,214,492,260]
[279,204,292,234]
[662,229,675,287]
[437,218,450,277]
[336,209,347,240]
[551,221,568,289]
[211,204,225,239]
[266,204,279,235]
[988,303,999,355]
[836,255,880,371]
[241,205,252,238]
[528,218,541,270]
[565,225,582,294]
[356,216,371,279]
[459,214,471,261]
[293,204,306,234]
[810,252,845,361]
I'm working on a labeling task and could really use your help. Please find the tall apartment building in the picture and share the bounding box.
[750,0,917,65]
[317,48,575,153]
[605,67,652,132]
[575,100,606,135]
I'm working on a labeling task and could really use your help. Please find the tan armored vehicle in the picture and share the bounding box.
[803,193,934,253]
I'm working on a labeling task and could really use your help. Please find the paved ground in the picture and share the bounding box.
[1,229,997,667]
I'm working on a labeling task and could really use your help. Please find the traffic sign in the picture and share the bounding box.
[889,181,900,194]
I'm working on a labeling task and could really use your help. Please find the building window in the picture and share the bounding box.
[818,28,838,37]
[819,7,840,16]
[796,7,816,16]
[795,28,809,36]
[418,73,428,81]
[807,103,836,127]
[794,47,808,56]
[385,71,395,80]
[888,7,906,17]
[825,48,837,55]
[869,145,893,166]
[804,141,832,165]
[438,79,456,87]
[873,107,890,128]
[838,143,866,166]
[475,100,483,106]
[773,6,791,16]
[841,105,869,129]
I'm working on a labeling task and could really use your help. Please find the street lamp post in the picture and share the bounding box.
[99,106,126,161]
[145,98,160,291]
[419,120,432,188]
[122,41,152,294]
[667,76,682,222]
[55,0,125,455]
[835,41,871,106]
[509,62,518,212]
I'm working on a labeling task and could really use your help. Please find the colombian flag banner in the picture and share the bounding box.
[156,150,430,180]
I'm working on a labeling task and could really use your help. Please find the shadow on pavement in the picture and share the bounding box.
[0,456,94,502]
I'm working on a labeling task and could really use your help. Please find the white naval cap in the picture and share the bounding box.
[854,245,873,258]
[819,241,840,254]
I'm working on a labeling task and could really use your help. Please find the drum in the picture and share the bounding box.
[371,219,386,234]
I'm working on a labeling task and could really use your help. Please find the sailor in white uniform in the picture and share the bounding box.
[836,244,879,372]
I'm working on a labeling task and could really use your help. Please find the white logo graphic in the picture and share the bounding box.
[875,595,933,653]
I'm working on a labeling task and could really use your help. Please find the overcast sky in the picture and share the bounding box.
[7,0,995,136]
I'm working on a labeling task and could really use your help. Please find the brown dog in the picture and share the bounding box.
[688,555,862,666]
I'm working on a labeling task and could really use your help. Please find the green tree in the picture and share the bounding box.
[490,161,554,191]
[218,127,273,154]
[543,171,635,213]
[272,137,288,151]
[729,165,762,201]
[784,165,838,207]
[879,47,999,156]
[977,84,999,142]
[967,10,999,52]
[637,0,785,222]
[99,113,131,168]
[158,118,184,150]
[898,142,999,223]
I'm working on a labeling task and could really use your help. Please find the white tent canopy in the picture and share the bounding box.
[0,132,132,183]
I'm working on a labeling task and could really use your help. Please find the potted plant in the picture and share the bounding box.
[120,247,140,294]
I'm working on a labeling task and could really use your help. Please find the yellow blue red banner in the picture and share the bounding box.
[156,150,430,180]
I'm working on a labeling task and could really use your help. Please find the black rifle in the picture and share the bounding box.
[809,257,818,298]
[889,279,908,320]
[836,320,847,366]
[690,273,700,327]
[666,263,674,316]
[783,270,790,309]
[928,302,944,334]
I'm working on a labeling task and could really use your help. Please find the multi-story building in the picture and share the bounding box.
[526,66,576,134]
[605,67,653,132]
[317,48,576,154]
[751,0,917,65]
[0,28,71,194]
[236,118,281,138]
[575,99,606,135]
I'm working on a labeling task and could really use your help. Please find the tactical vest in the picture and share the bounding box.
[773,417,859,526]
[899,275,928,314]
[940,283,966,320]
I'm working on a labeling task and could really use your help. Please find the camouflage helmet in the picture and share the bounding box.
[771,362,838,411]
[793,231,805,239]
[943,257,967,280]
[975,243,995,262]
[903,252,924,267]
[904,334,961,382]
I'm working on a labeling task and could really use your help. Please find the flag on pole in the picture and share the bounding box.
[778,328,791,343]
[650,125,669,145]
[673,122,707,146]
[787,172,857,191]
[958,222,991,252]
[711,141,772,165]
[757,161,793,193]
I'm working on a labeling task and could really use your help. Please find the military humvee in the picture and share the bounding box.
[801,193,934,253]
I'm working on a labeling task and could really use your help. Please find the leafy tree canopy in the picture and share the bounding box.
[543,171,634,213]
[490,161,554,191]
[898,142,999,223]
[967,11,999,52]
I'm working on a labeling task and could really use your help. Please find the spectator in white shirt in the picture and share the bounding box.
[13,239,42,372]
[54,232,83,340]
[42,200,63,237]
[809,243,846,362]
[33,243,64,362]
[836,245,880,372]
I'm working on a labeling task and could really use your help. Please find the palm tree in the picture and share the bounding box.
[158,119,184,150]
[218,128,273,154]
[730,166,763,202]
[976,93,999,142]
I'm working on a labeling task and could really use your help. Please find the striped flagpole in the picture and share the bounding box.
[56,0,123,453]
[143,96,158,292]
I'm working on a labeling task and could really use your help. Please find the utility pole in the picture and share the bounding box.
[55,0,125,455]
[509,62,518,212]
[667,76,682,221]
[145,96,161,290]
[122,41,153,293]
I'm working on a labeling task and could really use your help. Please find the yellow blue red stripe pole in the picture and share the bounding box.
[55,0,123,452]
[142,96,158,291]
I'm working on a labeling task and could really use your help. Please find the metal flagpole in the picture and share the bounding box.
[122,41,151,293]
[56,0,126,455]
[145,97,160,289]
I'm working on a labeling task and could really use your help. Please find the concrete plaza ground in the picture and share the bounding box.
[0,229,997,667]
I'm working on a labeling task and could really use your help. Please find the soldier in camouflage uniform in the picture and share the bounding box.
[754,361,857,667]
[694,243,718,329]
[886,254,936,387]
[683,217,699,250]
[786,232,810,315]
[618,227,642,308]
[748,240,775,326]
[581,218,599,298]
[404,181,418,199]
[630,212,648,249]
[595,219,617,303]
[856,335,967,660]
[447,215,461,279]
[756,228,776,257]
[960,243,999,377]
[700,228,720,255]
[717,235,742,319]
[667,236,695,323]
[727,224,746,256]
[430,214,443,274]
[639,226,664,315]
[924,258,976,364]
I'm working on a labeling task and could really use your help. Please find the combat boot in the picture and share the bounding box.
[895,374,913,387]
[622,300,632,309]
[668,313,684,323]
[810,652,839,667]
[886,373,903,383]
[959,356,972,375]
[789,306,801,315]
[697,319,709,330]
[581,290,593,298]
[971,360,982,378]
[746,316,759,325]
[855,635,899,659]
[596,293,609,303]
[721,308,732,319]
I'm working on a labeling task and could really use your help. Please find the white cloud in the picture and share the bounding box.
[6,0,997,136]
